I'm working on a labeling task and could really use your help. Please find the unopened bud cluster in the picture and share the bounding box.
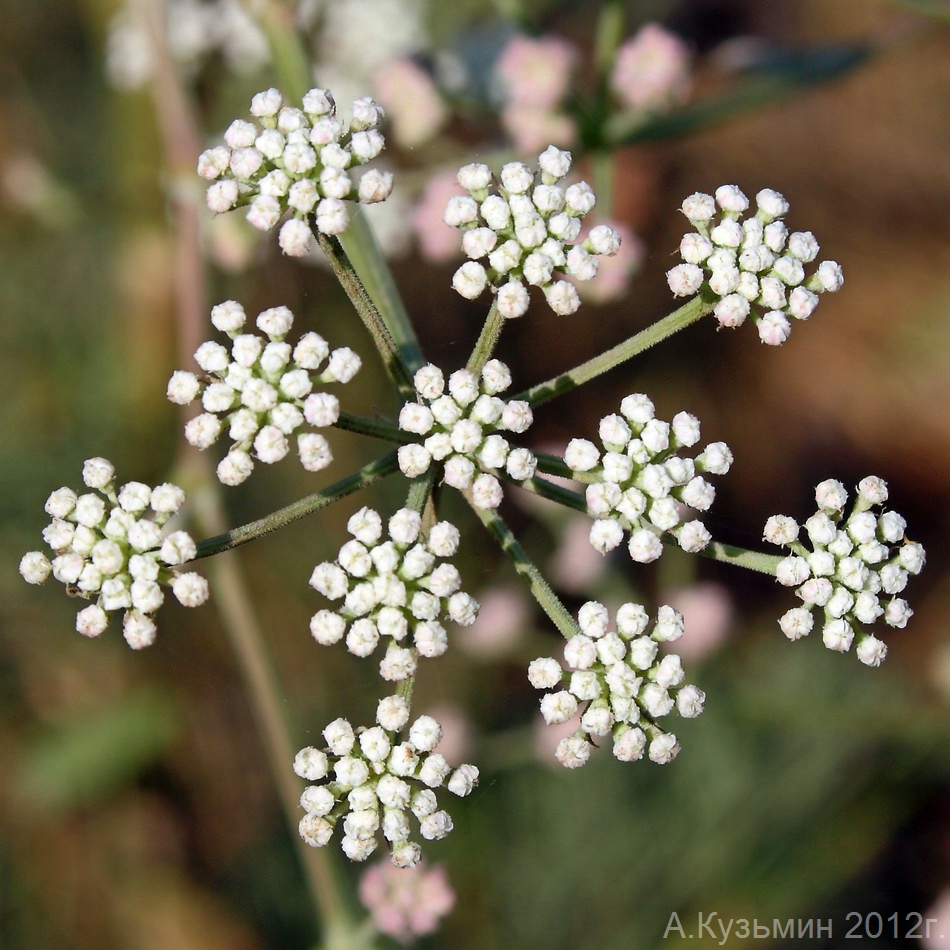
[528,600,705,768]
[666,185,844,344]
[564,394,732,562]
[309,507,479,680]
[397,361,536,509]
[294,697,478,867]
[445,147,621,317]
[764,476,925,666]
[197,87,393,256]
[18,458,208,649]
[168,300,360,486]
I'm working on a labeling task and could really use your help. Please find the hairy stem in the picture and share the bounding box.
[468,497,579,640]
[334,410,407,444]
[466,300,506,374]
[316,232,416,399]
[517,292,715,407]
[193,452,401,559]
[340,215,426,375]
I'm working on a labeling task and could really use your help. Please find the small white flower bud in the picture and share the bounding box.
[628,529,662,563]
[172,572,209,607]
[452,261,488,300]
[543,280,580,316]
[76,604,109,637]
[814,260,844,292]
[123,610,157,649]
[457,163,492,192]
[590,518,624,553]
[758,310,792,345]
[480,195,511,231]
[315,197,350,236]
[822,618,854,652]
[666,263,704,297]
[648,733,680,764]
[856,635,887,667]
[715,185,749,213]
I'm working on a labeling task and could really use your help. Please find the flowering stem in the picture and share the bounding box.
[334,411,408,444]
[466,300,505,374]
[517,292,716,407]
[468,497,579,641]
[192,452,401,559]
[519,475,587,514]
[701,542,783,576]
[340,216,426,376]
[316,233,416,399]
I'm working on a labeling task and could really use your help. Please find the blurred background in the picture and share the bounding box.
[1,0,948,947]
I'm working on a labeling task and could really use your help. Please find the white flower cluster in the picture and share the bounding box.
[309,507,479,680]
[666,185,844,344]
[528,601,705,768]
[168,300,361,486]
[564,393,732,562]
[294,696,479,868]
[445,146,622,317]
[197,87,393,256]
[764,477,926,667]
[18,458,208,649]
[397,361,536,509]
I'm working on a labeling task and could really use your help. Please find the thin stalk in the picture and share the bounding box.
[340,216,426,375]
[193,452,401,559]
[466,300,505,373]
[516,292,715,407]
[593,0,626,87]
[334,411,408,444]
[701,541,782,575]
[468,497,579,641]
[518,475,587,514]
[317,233,416,399]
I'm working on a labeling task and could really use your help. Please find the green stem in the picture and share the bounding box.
[316,233,415,399]
[340,215,426,375]
[192,452,401,559]
[701,542,783,576]
[516,292,715,407]
[467,496,579,641]
[593,0,626,86]
[466,300,505,373]
[334,411,407,444]
[519,475,587,514]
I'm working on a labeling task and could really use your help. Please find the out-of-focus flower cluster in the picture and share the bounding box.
[359,859,456,945]
[106,0,268,91]
[445,148,621,317]
[19,458,208,649]
[528,600,704,768]
[666,185,844,344]
[294,698,478,867]
[197,88,393,256]
[168,300,360,486]
[309,507,479,680]
[397,361,536,509]
[765,477,925,666]
[564,394,732,562]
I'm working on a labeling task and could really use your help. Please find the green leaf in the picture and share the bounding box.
[604,43,873,148]
[15,689,180,812]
